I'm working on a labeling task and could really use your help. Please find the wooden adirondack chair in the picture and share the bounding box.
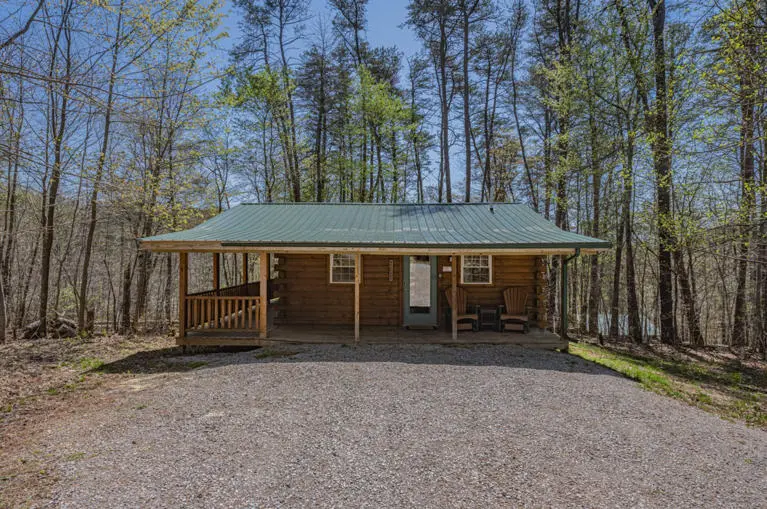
[498,287,530,333]
[444,287,480,332]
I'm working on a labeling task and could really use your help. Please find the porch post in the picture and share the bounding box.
[260,252,268,338]
[451,254,458,340]
[354,253,361,343]
[178,252,188,341]
[212,253,220,293]
[560,254,568,340]
[242,253,248,284]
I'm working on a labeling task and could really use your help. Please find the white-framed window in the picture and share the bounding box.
[461,255,492,284]
[330,254,356,284]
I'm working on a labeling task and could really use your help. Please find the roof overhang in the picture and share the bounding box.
[139,239,609,256]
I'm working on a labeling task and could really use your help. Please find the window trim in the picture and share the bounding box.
[461,255,493,285]
[329,253,357,284]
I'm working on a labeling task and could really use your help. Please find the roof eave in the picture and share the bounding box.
[139,239,610,255]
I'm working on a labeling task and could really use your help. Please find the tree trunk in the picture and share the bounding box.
[390,130,399,201]
[119,258,133,335]
[609,196,625,339]
[482,59,492,200]
[16,232,39,329]
[0,273,6,343]
[314,66,326,202]
[759,117,767,355]
[623,125,642,344]
[374,129,384,202]
[1,78,24,328]
[587,98,601,336]
[39,6,73,336]
[555,114,569,230]
[543,109,553,220]
[732,78,756,347]
[462,4,471,202]
[277,5,301,202]
[511,62,536,210]
[439,15,452,203]
[673,248,703,346]
[79,1,123,331]
[649,0,676,345]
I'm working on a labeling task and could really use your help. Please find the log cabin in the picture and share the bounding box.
[139,203,610,350]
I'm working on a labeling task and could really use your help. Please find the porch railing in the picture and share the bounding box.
[184,281,264,332]
[188,281,261,298]
[185,295,261,331]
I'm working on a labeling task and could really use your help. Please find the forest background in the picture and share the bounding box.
[0,0,765,353]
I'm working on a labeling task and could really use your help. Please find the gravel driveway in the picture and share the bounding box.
[44,345,766,508]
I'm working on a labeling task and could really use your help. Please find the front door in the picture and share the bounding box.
[403,255,438,328]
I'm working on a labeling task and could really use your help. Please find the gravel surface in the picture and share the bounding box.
[43,344,766,508]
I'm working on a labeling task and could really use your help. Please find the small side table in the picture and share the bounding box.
[479,306,498,331]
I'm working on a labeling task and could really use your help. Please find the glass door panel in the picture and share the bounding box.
[403,256,438,327]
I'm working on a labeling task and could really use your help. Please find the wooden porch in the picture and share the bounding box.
[183,324,566,349]
[177,252,270,342]
[176,250,569,350]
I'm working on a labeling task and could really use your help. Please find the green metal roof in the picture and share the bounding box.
[140,203,611,250]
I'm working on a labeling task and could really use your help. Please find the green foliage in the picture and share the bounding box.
[572,343,680,396]
[234,68,292,112]
[78,357,105,372]
[56,286,80,317]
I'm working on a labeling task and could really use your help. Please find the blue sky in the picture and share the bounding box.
[218,0,423,62]
[351,0,421,56]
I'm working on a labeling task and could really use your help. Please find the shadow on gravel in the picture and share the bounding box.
[93,346,259,375]
[95,343,620,377]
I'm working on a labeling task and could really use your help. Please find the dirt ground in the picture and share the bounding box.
[0,334,212,506]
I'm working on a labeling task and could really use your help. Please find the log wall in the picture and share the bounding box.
[436,255,546,329]
[273,253,546,328]
[273,254,402,326]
